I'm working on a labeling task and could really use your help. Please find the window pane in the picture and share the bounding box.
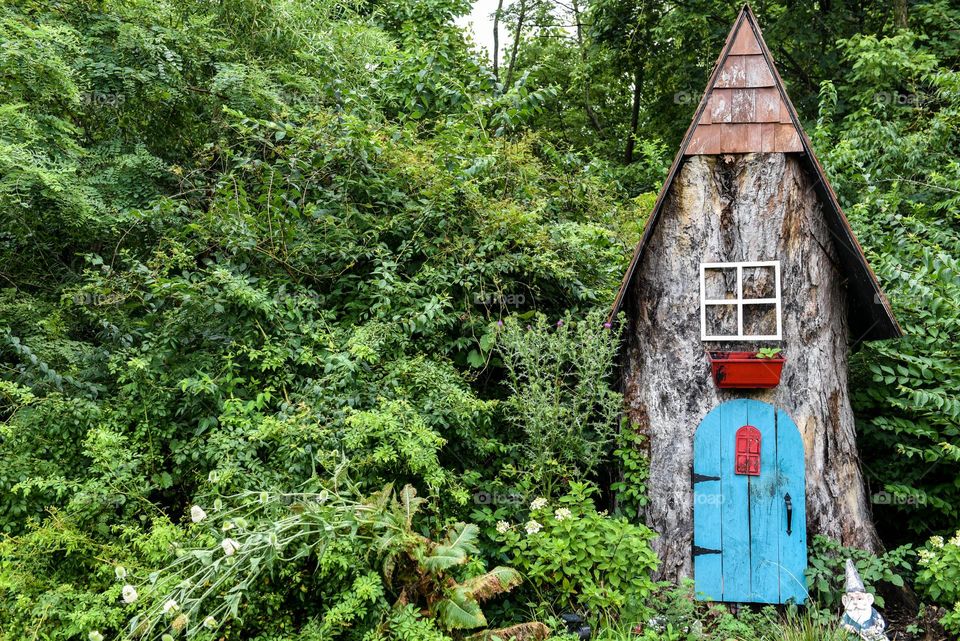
[742,265,777,299]
[743,303,778,336]
[705,303,738,336]
[704,267,738,300]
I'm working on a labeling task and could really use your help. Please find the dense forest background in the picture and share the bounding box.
[0,0,958,639]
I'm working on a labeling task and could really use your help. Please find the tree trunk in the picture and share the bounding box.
[893,0,908,29]
[505,0,528,88]
[572,0,602,132]
[621,153,881,582]
[624,68,642,163]
[493,0,505,82]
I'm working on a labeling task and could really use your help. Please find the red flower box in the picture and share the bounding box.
[708,351,785,389]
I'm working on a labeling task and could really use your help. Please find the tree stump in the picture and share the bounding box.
[620,152,881,582]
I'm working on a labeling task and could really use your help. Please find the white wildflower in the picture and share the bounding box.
[949,531,960,547]
[554,507,572,521]
[221,537,241,556]
[190,505,207,523]
[496,520,511,534]
[114,565,127,580]
[203,615,218,629]
[525,519,542,535]
[529,497,548,511]
[931,535,945,548]
[89,632,104,641]
[163,599,179,614]
[121,584,138,604]
[918,549,935,564]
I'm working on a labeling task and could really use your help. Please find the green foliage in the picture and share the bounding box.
[609,422,649,518]
[805,535,913,612]
[812,5,960,537]
[773,608,857,641]
[496,311,622,493]
[916,530,960,634]
[1,0,959,636]
[124,475,521,639]
[495,483,657,618]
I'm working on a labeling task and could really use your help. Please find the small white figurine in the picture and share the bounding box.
[840,559,889,641]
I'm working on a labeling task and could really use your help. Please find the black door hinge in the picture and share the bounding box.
[693,545,722,557]
[692,472,721,484]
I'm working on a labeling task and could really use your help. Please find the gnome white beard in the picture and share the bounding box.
[843,592,875,624]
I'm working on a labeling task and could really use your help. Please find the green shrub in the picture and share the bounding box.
[496,311,624,495]
[916,529,960,634]
[494,483,658,619]
[805,535,912,612]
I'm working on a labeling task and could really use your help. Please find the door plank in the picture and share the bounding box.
[693,406,723,600]
[720,399,752,601]
[748,400,780,602]
[776,409,808,604]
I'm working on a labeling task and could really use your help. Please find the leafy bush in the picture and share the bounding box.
[496,311,623,494]
[916,529,960,634]
[805,535,913,611]
[495,483,657,618]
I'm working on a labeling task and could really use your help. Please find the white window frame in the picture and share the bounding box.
[699,260,782,341]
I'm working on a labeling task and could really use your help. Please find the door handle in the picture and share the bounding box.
[784,493,793,535]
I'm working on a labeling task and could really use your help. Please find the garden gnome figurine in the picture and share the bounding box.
[841,559,889,641]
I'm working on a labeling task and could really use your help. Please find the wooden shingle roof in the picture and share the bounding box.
[609,4,901,343]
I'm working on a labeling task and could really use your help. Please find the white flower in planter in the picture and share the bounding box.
[121,584,138,604]
[221,537,241,556]
[495,520,511,534]
[524,520,542,535]
[163,599,179,614]
[203,615,218,629]
[190,505,207,523]
[529,497,547,511]
[554,507,572,521]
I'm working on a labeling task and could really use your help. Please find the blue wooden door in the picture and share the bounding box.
[693,399,807,603]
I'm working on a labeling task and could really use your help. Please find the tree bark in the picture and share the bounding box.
[493,0,505,82]
[621,153,881,582]
[571,0,602,132]
[505,0,528,88]
[893,0,908,29]
[624,68,642,163]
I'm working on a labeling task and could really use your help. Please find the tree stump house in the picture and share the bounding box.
[610,5,901,604]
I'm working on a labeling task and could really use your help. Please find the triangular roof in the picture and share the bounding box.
[609,4,901,342]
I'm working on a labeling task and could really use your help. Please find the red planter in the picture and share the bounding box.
[708,351,786,389]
